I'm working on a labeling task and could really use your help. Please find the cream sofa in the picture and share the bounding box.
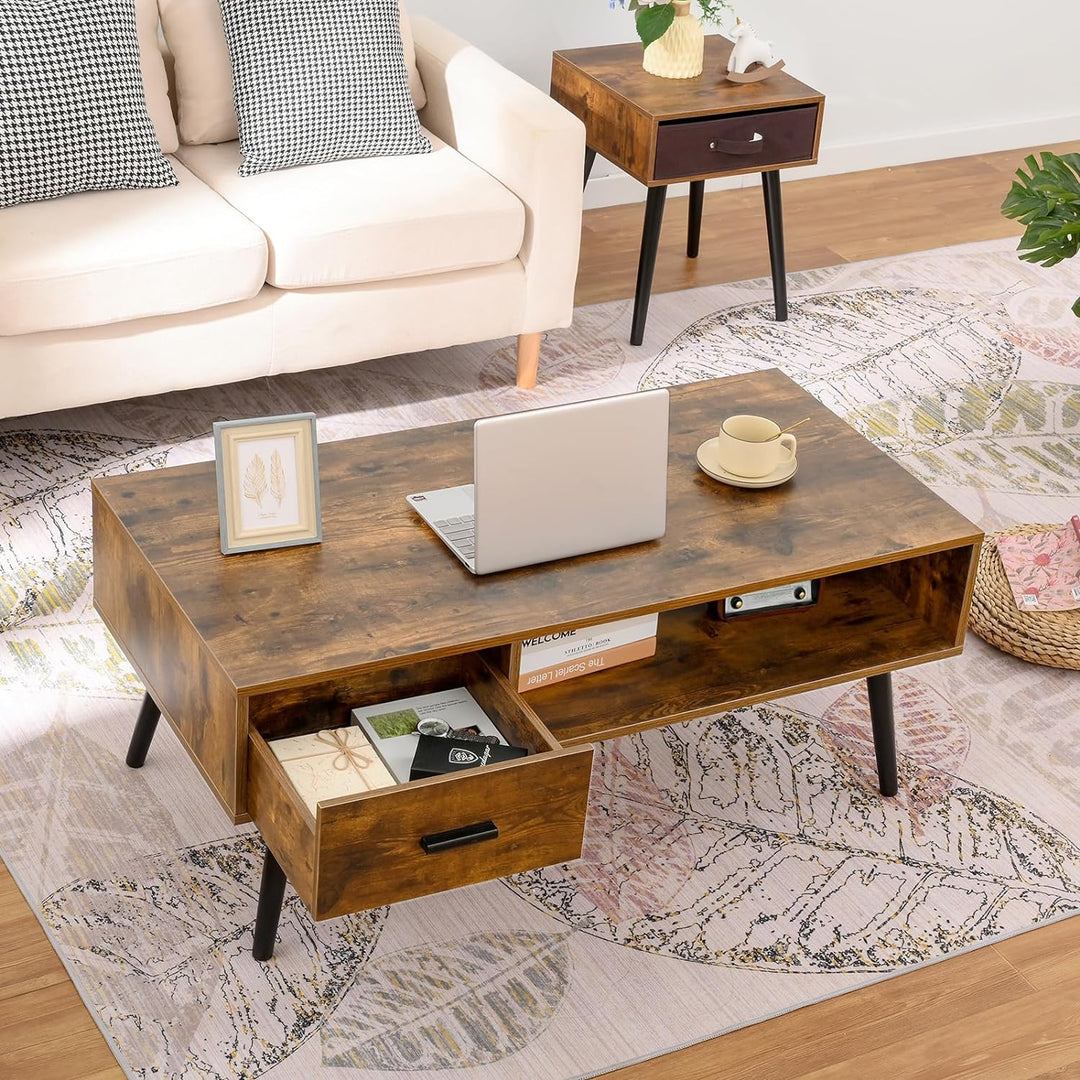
[0,1,585,419]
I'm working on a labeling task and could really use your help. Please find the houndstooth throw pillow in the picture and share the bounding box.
[0,0,177,208]
[219,0,431,177]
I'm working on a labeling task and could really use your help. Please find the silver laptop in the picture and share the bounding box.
[407,389,670,574]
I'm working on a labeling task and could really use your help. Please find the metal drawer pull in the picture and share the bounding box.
[708,131,764,155]
[421,820,499,853]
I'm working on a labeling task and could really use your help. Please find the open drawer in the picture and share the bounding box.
[245,652,593,920]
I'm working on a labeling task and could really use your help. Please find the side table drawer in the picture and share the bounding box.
[654,104,819,180]
[245,652,592,920]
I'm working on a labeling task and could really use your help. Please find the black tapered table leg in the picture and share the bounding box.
[252,845,287,961]
[583,146,597,190]
[125,692,161,768]
[630,185,668,346]
[867,672,898,797]
[687,179,705,258]
[761,170,788,321]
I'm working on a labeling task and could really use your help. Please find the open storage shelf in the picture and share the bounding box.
[523,555,965,745]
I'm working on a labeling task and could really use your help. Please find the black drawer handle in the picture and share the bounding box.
[421,820,499,854]
[708,132,764,155]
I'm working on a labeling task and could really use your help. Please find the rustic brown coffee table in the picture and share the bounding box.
[92,369,982,959]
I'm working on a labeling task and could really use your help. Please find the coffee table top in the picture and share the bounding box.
[92,369,981,694]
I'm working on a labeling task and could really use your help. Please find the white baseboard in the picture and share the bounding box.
[582,112,1080,210]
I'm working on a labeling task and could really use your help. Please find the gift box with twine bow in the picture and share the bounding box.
[271,726,397,814]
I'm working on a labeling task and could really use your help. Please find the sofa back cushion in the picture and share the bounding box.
[137,0,179,152]
[219,0,430,176]
[0,0,177,208]
[158,0,426,146]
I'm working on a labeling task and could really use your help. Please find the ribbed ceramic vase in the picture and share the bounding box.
[642,1,704,79]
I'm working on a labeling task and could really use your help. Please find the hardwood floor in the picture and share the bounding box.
[3,140,1078,1080]
[574,142,1075,308]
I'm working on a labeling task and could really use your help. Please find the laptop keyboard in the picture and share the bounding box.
[434,515,476,560]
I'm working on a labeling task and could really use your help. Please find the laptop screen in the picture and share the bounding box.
[471,388,669,573]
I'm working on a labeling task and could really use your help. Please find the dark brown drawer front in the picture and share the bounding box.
[654,104,818,180]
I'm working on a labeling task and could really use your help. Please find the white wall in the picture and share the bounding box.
[407,0,1080,208]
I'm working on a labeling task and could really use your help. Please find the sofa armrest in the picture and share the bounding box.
[412,16,585,334]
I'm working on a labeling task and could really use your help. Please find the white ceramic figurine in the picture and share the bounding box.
[725,19,785,82]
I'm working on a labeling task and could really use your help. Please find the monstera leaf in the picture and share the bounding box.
[639,287,1022,453]
[321,930,573,1070]
[507,682,1080,974]
[41,834,387,1079]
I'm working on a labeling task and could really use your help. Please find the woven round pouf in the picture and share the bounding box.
[969,524,1080,670]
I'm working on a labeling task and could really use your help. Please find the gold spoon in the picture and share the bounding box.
[777,417,810,435]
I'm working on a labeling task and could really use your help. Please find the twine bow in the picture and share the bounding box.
[315,728,375,775]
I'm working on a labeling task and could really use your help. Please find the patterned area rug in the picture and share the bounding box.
[2,237,1079,1079]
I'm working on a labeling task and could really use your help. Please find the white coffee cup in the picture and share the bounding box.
[716,414,797,477]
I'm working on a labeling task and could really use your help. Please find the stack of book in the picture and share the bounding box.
[515,612,658,692]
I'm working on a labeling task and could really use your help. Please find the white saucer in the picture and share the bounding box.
[696,438,798,488]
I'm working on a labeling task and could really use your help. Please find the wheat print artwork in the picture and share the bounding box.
[243,454,268,506]
[269,449,286,507]
[237,436,302,533]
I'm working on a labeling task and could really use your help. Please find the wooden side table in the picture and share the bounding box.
[551,37,824,344]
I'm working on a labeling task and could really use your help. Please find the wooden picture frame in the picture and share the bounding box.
[213,413,322,554]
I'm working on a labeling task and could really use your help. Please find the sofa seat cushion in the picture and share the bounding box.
[176,131,525,289]
[0,158,268,336]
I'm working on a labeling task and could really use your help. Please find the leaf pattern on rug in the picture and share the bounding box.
[478,312,630,395]
[819,675,970,841]
[571,737,699,925]
[934,638,1080,794]
[639,288,1022,452]
[843,377,1080,486]
[507,695,1080,974]
[0,429,172,694]
[0,712,186,893]
[41,833,387,1080]
[882,380,1080,494]
[1005,325,1080,368]
[320,930,572,1071]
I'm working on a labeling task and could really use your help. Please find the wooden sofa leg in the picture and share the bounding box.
[515,332,541,389]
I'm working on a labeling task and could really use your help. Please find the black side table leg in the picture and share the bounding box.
[631,185,668,346]
[252,845,287,961]
[687,179,705,258]
[867,672,898,797]
[583,146,597,189]
[761,171,788,321]
[125,692,161,768]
